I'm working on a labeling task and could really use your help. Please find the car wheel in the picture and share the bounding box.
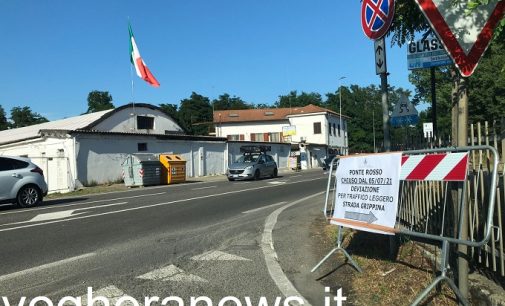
[272,168,278,178]
[228,178,234,181]
[17,185,42,208]
[254,169,261,180]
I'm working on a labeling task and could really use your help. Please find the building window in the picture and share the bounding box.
[252,133,264,142]
[227,134,241,141]
[333,123,336,136]
[313,122,321,134]
[269,132,281,142]
[137,116,154,129]
[338,124,341,137]
[328,123,332,136]
[138,143,148,151]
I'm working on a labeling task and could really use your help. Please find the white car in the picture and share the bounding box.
[0,156,48,208]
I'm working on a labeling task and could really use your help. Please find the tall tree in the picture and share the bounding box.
[86,91,114,114]
[275,91,323,108]
[159,103,184,131]
[0,105,8,130]
[178,92,212,135]
[212,93,252,110]
[10,106,49,128]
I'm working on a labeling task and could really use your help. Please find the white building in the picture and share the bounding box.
[0,104,226,193]
[0,103,291,193]
[214,104,349,169]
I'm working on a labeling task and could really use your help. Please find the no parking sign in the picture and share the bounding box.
[361,0,395,40]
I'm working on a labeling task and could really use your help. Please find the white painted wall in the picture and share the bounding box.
[0,136,77,193]
[92,106,183,134]
[216,112,347,150]
[75,133,227,185]
[216,120,288,140]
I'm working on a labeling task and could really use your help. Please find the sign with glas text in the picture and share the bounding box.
[407,36,452,70]
[331,153,402,235]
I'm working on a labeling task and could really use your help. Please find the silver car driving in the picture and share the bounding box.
[227,146,278,181]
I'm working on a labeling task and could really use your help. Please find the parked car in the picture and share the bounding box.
[0,156,48,208]
[227,146,278,181]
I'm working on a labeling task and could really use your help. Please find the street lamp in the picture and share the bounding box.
[338,76,346,154]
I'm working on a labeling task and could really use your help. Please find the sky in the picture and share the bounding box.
[1,0,417,121]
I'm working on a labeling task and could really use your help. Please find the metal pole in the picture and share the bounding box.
[381,72,391,151]
[338,76,346,154]
[373,106,376,152]
[430,67,437,140]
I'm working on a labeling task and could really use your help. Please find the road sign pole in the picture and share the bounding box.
[430,67,437,140]
[381,72,391,151]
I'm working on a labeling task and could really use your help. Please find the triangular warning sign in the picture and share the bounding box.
[391,95,419,127]
[415,0,505,77]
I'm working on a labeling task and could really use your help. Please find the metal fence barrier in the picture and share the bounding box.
[312,145,499,306]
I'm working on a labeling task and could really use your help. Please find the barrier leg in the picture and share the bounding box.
[410,241,468,306]
[311,226,362,273]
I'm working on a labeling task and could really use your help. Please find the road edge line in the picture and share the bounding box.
[261,191,324,306]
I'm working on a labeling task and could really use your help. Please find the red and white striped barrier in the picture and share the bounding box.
[139,168,144,178]
[400,152,469,181]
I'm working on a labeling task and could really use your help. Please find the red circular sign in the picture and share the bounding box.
[361,0,395,40]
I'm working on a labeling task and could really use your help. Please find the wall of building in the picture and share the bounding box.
[92,106,183,134]
[327,114,348,153]
[288,113,328,144]
[216,120,289,140]
[0,136,78,193]
[74,133,228,185]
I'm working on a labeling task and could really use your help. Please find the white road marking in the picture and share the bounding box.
[268,181,286,185]
[0,192,166,216]
[0,202,128,227]
[137,265,207,282]
[191,250,251,261]
[261,192,324,306]
[0,253,96,282]
[30,210,82,222]
[0,177,325,233]
[192,186,216,190]
[71,285,140,306]
[242,202,287,214]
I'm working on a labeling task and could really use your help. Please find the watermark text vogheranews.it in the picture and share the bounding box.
[1,287,348,306]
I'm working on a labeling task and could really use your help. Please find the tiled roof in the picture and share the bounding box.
[213,104,347,123]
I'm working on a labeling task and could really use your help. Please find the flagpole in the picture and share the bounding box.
[128,17,136,132]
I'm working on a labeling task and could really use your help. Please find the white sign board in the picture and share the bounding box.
[407,36,452,70]
[374,38,387,75]
[331,153,402,235]
[282,125,296,136]
[423,122,434,138]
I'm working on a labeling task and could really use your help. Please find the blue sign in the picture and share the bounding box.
[391,115,419,127]
[361,0,396,40]
[407,37,453,70]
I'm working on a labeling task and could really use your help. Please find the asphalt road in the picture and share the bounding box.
[0,170,329,305]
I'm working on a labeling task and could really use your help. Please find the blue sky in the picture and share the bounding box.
[2,0,416,120]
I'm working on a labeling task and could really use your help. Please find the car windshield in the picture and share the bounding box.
[236,154,259,163]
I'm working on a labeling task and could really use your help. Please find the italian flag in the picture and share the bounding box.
[129,23,160,87]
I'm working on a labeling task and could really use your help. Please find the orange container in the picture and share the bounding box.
[159,154,186,184]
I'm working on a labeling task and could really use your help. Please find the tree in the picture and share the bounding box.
[0,105,8,130]
[10,106,48,128]
[178,92,212,135]
[275,91,323,108]
[85,91,114,114]
[159,103,184,131]
[212,93,252,110]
